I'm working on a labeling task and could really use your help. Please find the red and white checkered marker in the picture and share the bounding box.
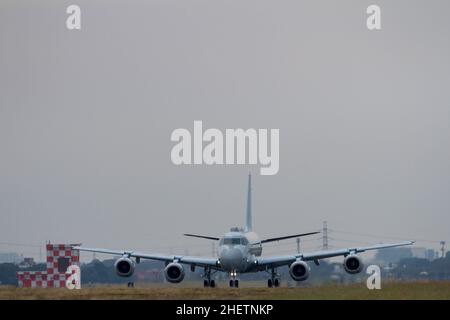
[17,243,80,288]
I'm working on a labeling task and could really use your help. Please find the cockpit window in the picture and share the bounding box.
[222,237,248,245]
[223,238,235,245]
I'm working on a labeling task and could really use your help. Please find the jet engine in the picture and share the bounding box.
[343,255,364,274]
[114,257,135,277]
[289,260,310,281]
[164,262,185,283]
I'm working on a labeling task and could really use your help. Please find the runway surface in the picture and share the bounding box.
[1,281,450,300]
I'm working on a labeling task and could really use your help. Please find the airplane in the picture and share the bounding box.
[74,174,414,288]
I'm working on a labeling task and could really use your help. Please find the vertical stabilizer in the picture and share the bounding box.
[245,173,252,232]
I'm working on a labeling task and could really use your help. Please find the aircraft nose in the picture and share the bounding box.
[220,247,243,269]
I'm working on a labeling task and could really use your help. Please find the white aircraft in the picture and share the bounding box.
[74,174,414,288]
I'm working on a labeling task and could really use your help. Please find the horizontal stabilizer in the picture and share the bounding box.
[260,231,320,244]
[183,233,220,241]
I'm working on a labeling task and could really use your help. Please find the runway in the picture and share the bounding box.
[1,281,450,300]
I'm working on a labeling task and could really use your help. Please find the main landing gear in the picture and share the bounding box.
[204,279,216,288]
[229,270,239,288]
[267,268,280,288]
[203,267,216,288]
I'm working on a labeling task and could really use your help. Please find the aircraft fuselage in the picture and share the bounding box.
[218,230,262,273]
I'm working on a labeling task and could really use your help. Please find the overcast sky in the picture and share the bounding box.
[1,0,449,261]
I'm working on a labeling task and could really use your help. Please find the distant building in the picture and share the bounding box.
[374,247,438,265]
[136,269,163,282]
[404,247,436,260]
[374,247,413,265]
[0,252,23,264]
[18,257,35,269]
[425,249,435,260]
[411,247,427,259]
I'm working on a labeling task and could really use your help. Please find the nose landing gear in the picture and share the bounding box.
[229,270,239,288]
[229,279,239,288]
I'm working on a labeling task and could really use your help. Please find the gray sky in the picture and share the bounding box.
[1,0,449,261]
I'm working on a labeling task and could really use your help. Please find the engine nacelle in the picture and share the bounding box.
[164,262,185,283]
[289,260,310,281]
[343,255,364,274]
[114,257,135,277]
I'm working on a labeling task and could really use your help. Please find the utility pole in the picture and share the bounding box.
[440,241,446,258]
[322,221,328,250]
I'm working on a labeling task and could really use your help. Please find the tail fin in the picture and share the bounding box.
[245,173,252,232]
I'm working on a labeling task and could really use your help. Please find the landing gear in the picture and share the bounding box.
[203,267,216,288]
[127,282,134,288]
[229,279,239,288]
[274,278,280,287]
[267,268,280,288]
[229,270,239,288]
[204,279,216,288]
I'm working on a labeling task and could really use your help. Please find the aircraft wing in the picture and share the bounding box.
[260,231,320,244]
[254,240,414,269]
[73,246,219,268]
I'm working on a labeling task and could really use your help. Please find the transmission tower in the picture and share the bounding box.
[322,221,328,250]
[440,241,446,258]
[296,237,301,254]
